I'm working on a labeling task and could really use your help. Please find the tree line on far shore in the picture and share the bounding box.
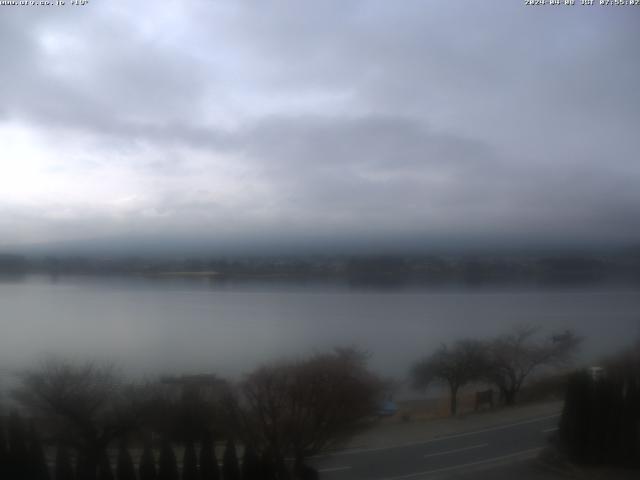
[2,252,639,287]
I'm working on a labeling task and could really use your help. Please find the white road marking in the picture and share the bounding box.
[423,443,488,458]
[542,427,558,433]
[318,413,560,457]
[319,466,352,473]
[379,447,543,480]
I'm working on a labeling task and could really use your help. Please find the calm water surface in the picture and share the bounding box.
[1,275,639,382]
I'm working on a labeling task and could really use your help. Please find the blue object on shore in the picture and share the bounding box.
[377,400,399,416]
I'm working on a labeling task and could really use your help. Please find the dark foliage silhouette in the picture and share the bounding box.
[54,445,75,480]
[116,442,136,480]
[485,326,580,405]
[199,431,220,480]
[412,340,487,415]
[14,360,134,479]
[222,439,240,480]
[411,327,581,412]
[157,439,179,480]
[241,445,261,480]
[139,439,157,480]
[0,419,8,480]
[259,450,277,480]
[559,344,640,466]
[97,451,115,480]
[28,424,50,480]
[77,448,97,480]
[8,412,30,480]
[229,348,383,470]
[182,439,199,480]
[293,458,319,480]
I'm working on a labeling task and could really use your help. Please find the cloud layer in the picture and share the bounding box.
[1,1,639,251]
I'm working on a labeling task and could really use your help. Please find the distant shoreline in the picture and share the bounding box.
[1,252,639,287]
[148,271,222,277]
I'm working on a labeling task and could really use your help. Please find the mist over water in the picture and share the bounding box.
[1,275,638,384]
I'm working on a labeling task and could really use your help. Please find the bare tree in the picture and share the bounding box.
[485,325,580,405]
[13,359,133,480]
[228,348,384,474]
[411,340,487,416]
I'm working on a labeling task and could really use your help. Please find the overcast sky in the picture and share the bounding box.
[1,1,639,253]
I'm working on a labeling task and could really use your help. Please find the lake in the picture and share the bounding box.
[1,275,638,385]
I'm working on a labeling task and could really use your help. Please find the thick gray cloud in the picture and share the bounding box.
[0,1,639,251]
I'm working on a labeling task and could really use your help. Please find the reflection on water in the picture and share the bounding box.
[0,275,638,381]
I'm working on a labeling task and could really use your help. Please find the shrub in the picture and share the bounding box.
[97,451,115,480]
[182,440,198,480]
[222,439,240,480]
[199,431,220,480]
[157,439,179,480]
[241,445,261,480]
[139,440,157,480]
[116,443,136,480]
[28,425,50,480]
[54,445,75,480]
[558,344,640,467]
[8,412,30,480]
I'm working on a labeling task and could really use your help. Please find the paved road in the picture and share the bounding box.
[312,413,560,480]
